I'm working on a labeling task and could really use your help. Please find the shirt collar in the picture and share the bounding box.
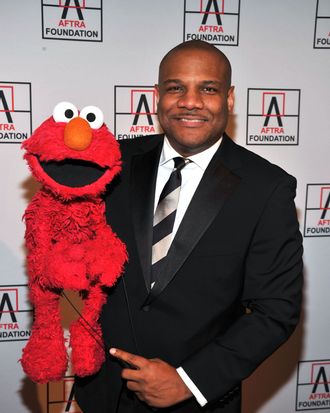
[160,136,222,171]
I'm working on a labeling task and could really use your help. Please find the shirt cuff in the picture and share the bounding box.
[176,367,208,407]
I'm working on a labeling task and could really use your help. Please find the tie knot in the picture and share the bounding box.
[173,157,189,171]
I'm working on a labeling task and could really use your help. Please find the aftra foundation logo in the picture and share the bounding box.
[314,0,330,48]
[183,0,241,46]
[0,285,32,342]
[114,86,162,140]
[246,88,300,145]
[296,360,330,410]
[0,82,32,144]
[47,376,82,412]
[304,184,330,237]
[41,0,103,42]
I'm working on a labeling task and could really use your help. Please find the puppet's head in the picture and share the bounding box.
[22,102,121,200]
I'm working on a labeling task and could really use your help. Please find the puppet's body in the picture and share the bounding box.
[21,102,127,383]
[25,193,123,290]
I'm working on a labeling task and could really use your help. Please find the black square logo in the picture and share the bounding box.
[296,360,330,410]
[183,0,240,46]
[304,184,330,237]
[114,85,162,140]
[314,0,330,49]
[246,88,300,145]
[0,82,32,144]
[41,0,103,42]
[0,285,32,342]
[47,376,82,412]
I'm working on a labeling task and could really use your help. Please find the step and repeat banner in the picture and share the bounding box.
[1,1,330,412]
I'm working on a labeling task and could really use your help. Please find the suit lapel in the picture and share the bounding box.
[143,136,241,306]
[131,138,163,291]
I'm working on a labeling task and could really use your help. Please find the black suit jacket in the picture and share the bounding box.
[75,134,303,413]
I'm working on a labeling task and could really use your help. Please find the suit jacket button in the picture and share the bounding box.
[142,305,150,312]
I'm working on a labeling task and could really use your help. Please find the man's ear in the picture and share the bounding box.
[227,86,235,113]
[154,84,160,104]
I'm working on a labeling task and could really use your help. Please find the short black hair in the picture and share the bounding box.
[158,40,232,87]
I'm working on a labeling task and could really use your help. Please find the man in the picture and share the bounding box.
[75,40,303,413]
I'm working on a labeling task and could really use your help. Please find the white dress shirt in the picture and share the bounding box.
[154,136,222,407]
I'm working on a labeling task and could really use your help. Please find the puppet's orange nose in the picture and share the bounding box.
[64,117,92,151]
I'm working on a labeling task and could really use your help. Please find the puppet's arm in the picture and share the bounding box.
[21,283,67,383]
[70,285,108,377]
[22,193,67,383]
[85,206,127,287]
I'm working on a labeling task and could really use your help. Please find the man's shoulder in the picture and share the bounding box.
[117,134,163,157]
[223,135,296,184]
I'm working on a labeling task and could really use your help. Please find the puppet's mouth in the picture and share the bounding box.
[39,158,107,187]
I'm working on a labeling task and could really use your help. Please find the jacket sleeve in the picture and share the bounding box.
[181,174,303,404]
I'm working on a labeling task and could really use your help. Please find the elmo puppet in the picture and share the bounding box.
[21,102,127,383]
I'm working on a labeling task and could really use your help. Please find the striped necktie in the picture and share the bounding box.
[151,157,189,287]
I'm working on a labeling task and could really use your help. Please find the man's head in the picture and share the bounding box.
[155,40,234,157]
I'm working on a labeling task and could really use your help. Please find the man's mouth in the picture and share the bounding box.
[179,118,207,123]
[172,115,208,125]
[39,158,107,187]
[175,116,207,128]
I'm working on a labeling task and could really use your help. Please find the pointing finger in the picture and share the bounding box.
[110,348,146,370]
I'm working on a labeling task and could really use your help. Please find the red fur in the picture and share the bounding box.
[21,110,127,383]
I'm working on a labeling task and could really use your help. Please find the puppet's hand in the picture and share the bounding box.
[70,319,105,376]
[45,242,90,290]
[22,322,67,383]
[86,230,127,287]
[21,288,67,383]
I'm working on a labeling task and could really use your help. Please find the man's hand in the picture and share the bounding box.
[110,348,193,408]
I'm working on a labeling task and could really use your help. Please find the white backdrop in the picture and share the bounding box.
[1,1,330,412]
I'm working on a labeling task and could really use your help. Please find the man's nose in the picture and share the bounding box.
[177,89,204,110]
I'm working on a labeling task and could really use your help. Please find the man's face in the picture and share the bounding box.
[155,48,234,157]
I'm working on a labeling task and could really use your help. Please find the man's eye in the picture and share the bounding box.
[202,87,217,93]
[167,86,183,92]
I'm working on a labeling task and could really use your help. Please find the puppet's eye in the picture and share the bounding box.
[80,106,104,130]
[53,102,78,123]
